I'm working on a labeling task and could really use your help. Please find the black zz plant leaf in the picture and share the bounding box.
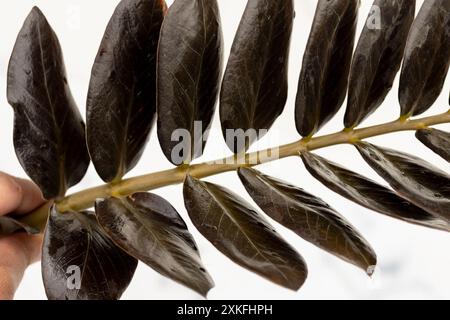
[301,151,450,232]
[7,7,90,200]
[416,128,450,163]
[344,0,415,129]
[399,0,450,117]
[356,142,450,223]
[237,168,377,274]
[183,175,308,291]
[157,0,223,165]
[220,0,294,153]
[42,207,138,300]
[296,0,360,137]
[95,192,214,297]
[86,0,166,183]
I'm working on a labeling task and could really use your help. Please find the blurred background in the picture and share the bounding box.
[1,0,449,300]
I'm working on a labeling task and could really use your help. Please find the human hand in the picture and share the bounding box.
[0,172,45,300]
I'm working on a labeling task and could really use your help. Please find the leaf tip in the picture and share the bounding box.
[366,264,377,277]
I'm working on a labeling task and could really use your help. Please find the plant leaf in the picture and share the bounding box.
[238,167,377,274]
[345,0,415,128]
[416,128,450,163]
[399,0,450,117]
[356,142,450,223]
[296,0,360,137]
[220,0,294,153]
[86,0,166,182]
[7,7,89,199]
[42,207,137,300]
[0,216,39,235]
[157,0,223,165]
[95,192,214,297]
[301,151,450,232]
[183,175,308,290]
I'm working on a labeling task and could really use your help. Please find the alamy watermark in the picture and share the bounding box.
[66,265,81,290]
[367,5,382,30]
[170,121,279,165]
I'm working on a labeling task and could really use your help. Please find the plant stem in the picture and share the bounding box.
[20,111,450,232]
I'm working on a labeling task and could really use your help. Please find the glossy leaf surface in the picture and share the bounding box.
[296,0,360,137]
[42,207,137,300]
[7,7,89,199]
[301,151,450,231]
[183,176,308,290]
[95,192,213,296]
[416,128,450,163]
[220,0,294,153]
[157,0,223,165]
[238,167,377,273]
[345,0,415,128]
[356,142,450,222]
[399,0,450,116]
[86,0,166,182]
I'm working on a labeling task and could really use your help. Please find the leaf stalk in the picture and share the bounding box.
[21,111,450,232]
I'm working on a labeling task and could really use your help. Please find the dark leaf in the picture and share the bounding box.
[238,167,377,274]
[157,0,223,165]
[42,207,137,300]
[183,175,308,290]
[301,151,450,232]
[356,142,450,222]
[7,7,89,199]
[95,192,213,297]
[399,0,450,117]
[345,0,415,128]
[0,216,39,235]
[417,128,450,163]
[220,0,294,153]
[296,0,360,137]
[86,0,166,182]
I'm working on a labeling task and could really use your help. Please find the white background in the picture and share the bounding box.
[1,0,449,300]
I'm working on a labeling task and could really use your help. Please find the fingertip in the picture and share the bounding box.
[0,172,44,216]
[0,172,23,216]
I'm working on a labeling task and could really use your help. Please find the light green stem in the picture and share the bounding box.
[20,111,450,232]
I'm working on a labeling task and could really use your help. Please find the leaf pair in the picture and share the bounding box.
[159,0,295,157]
[301,152,450,232]
[44,192,213,299]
